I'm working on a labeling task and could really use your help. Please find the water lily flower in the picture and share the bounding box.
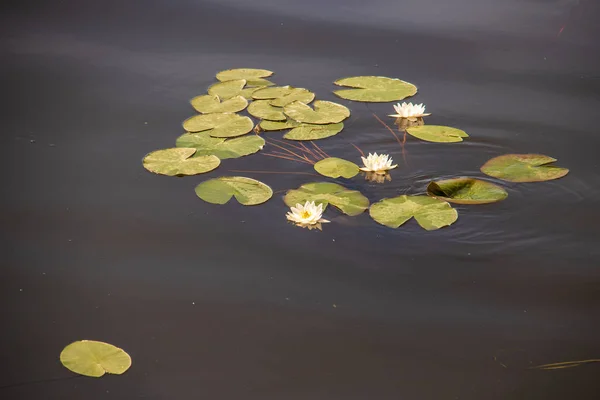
[389,102,430,119]
[359,152,397,174]
[286,201,329,229]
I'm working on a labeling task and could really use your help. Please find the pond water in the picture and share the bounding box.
[1,0,599,398]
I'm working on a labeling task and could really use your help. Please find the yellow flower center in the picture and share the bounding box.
[301,211,312,219]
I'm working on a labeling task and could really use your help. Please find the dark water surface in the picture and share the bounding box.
[2,0,599,399]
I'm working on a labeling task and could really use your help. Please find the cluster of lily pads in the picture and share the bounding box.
[141,68,569,233]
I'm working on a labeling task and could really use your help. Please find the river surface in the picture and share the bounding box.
[1,0,599,399]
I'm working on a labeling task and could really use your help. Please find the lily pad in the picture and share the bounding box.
[314,157,360,178]
[406,125,469,143]
[259,119,300,131]
[182,113,254,138]
[176,132,264,159]
[427,178,508,204]
[284,123,344,140]
[208,79,246,99]
[333,76,417,102]
[216,68,273,82]
[246,78,275,87]
[60,340,132,378]
[143,148,220,176]
[269,88,315,107]
[369,195,458,230]
[195,176,273,205]
[247,100,286,121]
[284,100,350,124]
[190,94,248,114]
[284,182,369,216]
[480,154,569,182]
[252,85,298,100]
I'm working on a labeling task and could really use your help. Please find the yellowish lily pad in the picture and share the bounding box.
[284,182,369,216]
[252,85,298,100]
[480,154,569,182]
[370,195,458,230]
[143,148,220,176]
[284,100,350,124]
[333,76,417,102]
[269,88,315,107]
[247,100,286,121]
[190,94,248,114]
[216,68,273,82]
[176,132,264,159]
[60,340,132,378]
[283,123,344,140]
[182,113,254,138]
[427,178,508,204]
[314,157,360,179]
[406,125,469,143]
[195,176,273,205]
[259,119,300,131]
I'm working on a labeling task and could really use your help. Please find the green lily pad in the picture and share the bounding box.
[284,100,350,124]
[143,148,220,176]
[216,68,273,82]
[176,132,264,159]
[284,182,369,216]
[182,113,254,138]
[252,85,298,100]
[427,178,508,204]
[283,123,344,140]
[245,78,274,87]
[259,119,300,131]
[333,76,417,102]
[60,340,132,378]
[208,79,246,99]
[370,195,458,230]
[269,88,315,107]
[190,94,248,114]
[314,157,360,178]
[247,100,286,121]
[195,176,273,205]
[406,125,469,143]
[480,154,569,182]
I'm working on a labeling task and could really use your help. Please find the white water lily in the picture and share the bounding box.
[360,152,397,174]
[389,102,430,118]
[286,201,329,228]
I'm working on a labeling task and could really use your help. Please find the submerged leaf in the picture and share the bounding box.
[284,123,344,140]
[176,132,264,159]
[182,113,254,138]
[427,178,508,204]
[284,182,369,216]
[369,195,458,230]
[333,76,417,102]
[269,88,315,107]
[259,119,300,131]
[284,100,350,124]
[216,68,273,82]
[247,100,286,121]
[195,176,273,205]
[406,125,468,143]
[190,94,248,114]
[143,148,220,176]
[314,157,360,178]
[480,154,569,182]
[60,340,132,378]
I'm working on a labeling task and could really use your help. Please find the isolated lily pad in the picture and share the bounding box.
[269,88,315,107]
[314,157,359,178]
[176,132,264,159]
[190,94,248,114]
[143,148,220,176]
[480,154,569,182]
[195,176,273,205]
[216,68,273,82]
[406,125,468,143]
[252,85,298,100]
[427,178,508,204]
[284,100,350,124]
[284,123,344,141]
[284,182,369,216]
[333,76,417,102]
[370,195,458,230]
[182,113,254,138]
[247,100,286,121]
[259,119,300,131]
[60,340,132,378]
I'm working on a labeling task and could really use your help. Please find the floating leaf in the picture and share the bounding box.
[246,78,274,87]
[333,76,417,102]
[60,340,132,378]
[182,113,254,138]
[269,89,315,107]
[195,176,272,205]
[406,125,469,143]
[284,182,369,216]
[314,157,359,178]
[284,100,350,124]
[216,68,273,82]
[284,123,344,140]
[480,154,569,183]
[427,178,508,204]
[252,85,298,100]
[247,100,286,121]
[176,132,264,159]
[207,79,246,99]
[143,148,220,176]
[369,195,458,230]
[190,94,247,114]
[259,119,300,131]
